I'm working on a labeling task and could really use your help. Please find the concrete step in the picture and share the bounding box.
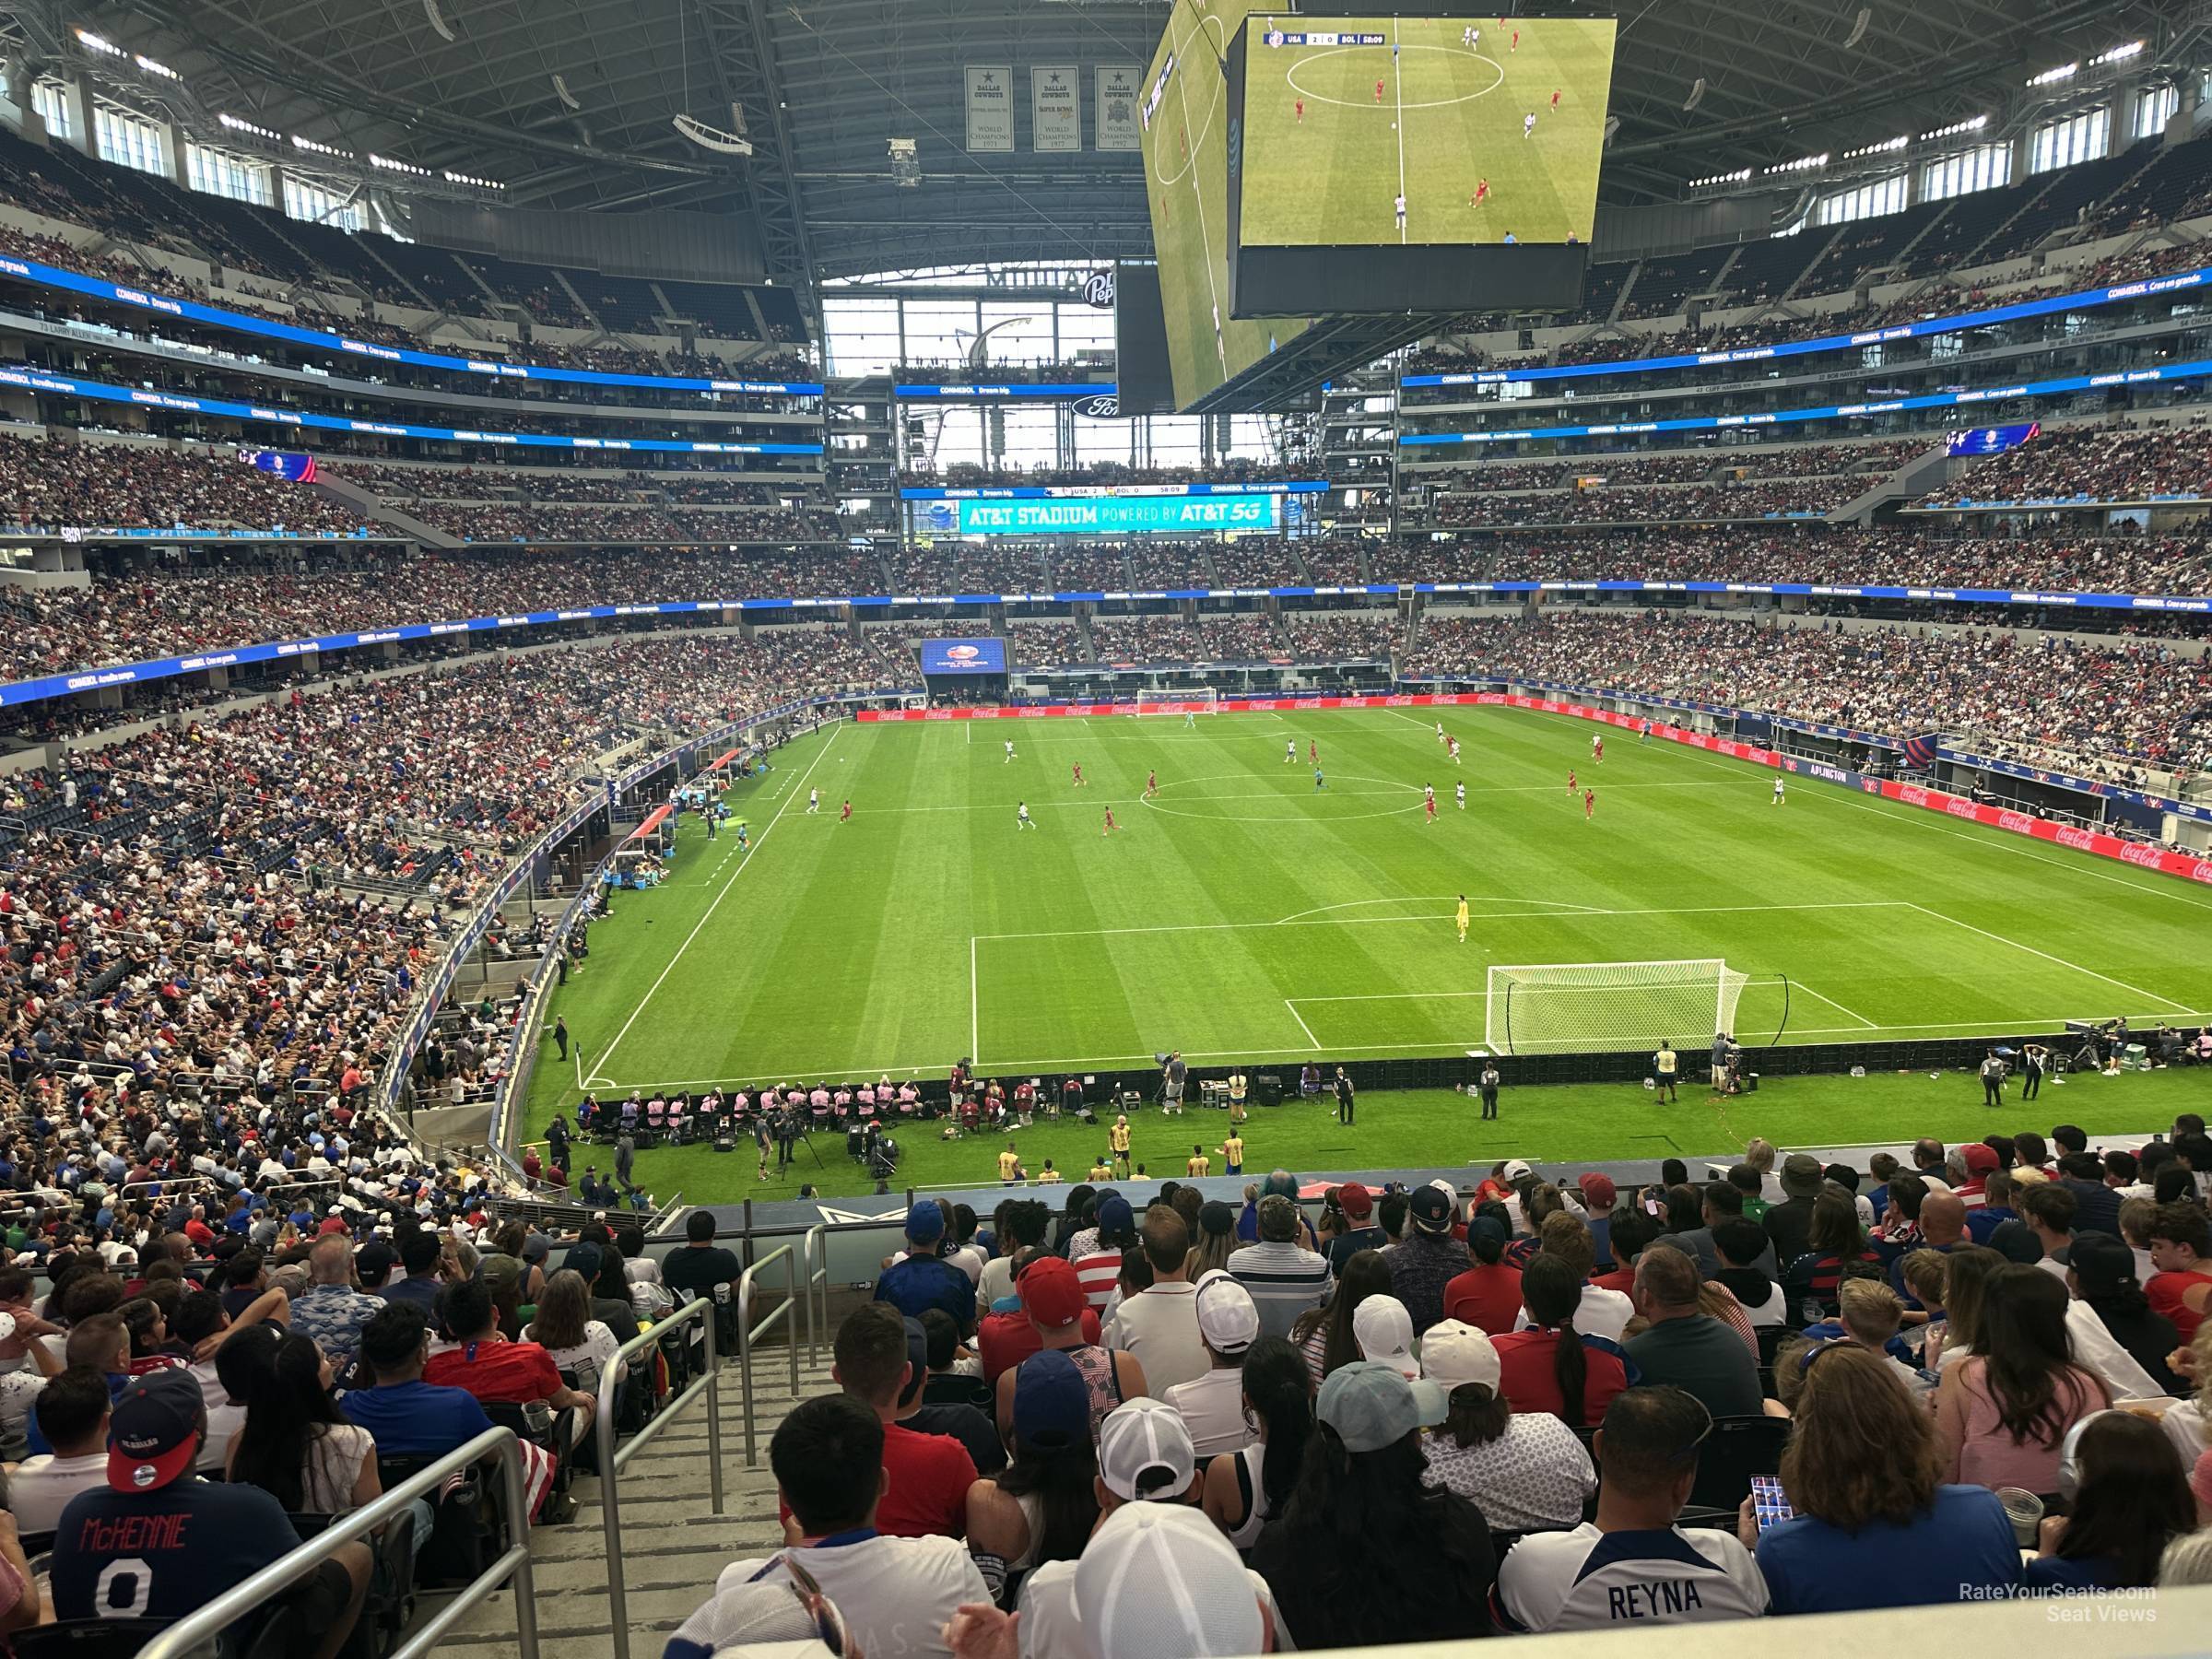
[429,1362,840,1653]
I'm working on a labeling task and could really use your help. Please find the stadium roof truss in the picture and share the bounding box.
[0,0,2194,276]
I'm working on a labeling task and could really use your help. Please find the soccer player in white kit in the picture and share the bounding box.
[1524,111,1537,138]
[1018,801,1035,829]
[1455,781,1466,810]
[1394,193,1406,231]
[1772,779,1786,807]
[1004,739,1016,763]
[1286,740,1297,763]
[806,788,819,814]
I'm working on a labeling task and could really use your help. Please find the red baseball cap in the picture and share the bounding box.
[1019,1254,1088,1329]
[108,1371,205,1493]
[1336,1182,1373,1220]
[1961,1143,2000,1174]
[1579,1173,1618,1211]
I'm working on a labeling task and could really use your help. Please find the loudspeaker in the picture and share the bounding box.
[1255,1074,1283,1106]
[1744,1072,1759,1094]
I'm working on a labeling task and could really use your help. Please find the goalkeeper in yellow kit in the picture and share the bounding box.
[1456,894,1470,944]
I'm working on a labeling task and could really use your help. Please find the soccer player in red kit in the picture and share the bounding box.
[840,799,852,821]
[1146,769,1158,799]
[1375,78,1385,102]
[1102,806,1118,836]
[1072,762,1086,787]
[1593,735,1604,764]
[1471,177,1489,208]
[1309,739,1318,765]
[1551,88,1561,111]
[1583,788,1595,821]
[1296,98,1305,123]
[1567,768,1577,794]
[1511,28,1519,50]
[1425,794,1438,826]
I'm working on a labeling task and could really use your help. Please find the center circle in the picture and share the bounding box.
[1139,771,1429,823]
[1283,45,1507,110]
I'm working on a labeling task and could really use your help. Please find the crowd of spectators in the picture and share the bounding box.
[696,1112,2212,1656]
[1432,480,1860,528]
[1408,609,2212,772]
[1926,422,2212,506]
[0,433,372,539]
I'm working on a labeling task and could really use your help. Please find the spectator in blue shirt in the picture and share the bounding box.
[1750,1344,2018,1613]
[378,1232,446,1310]
[874,1203,975,1336]
[341,1302,498,1459]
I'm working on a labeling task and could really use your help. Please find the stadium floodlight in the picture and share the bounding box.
[2090,41,2144,67]
[133,53,180,81]
[1682,76,1706,112]
[73,28,122,56]
[1485,959,1758,1056]
[2027,62,2078,88]
[675,108,753,157]
[423,0,457,41]
[1843,7,1871,50]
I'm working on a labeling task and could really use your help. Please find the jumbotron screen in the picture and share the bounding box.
[1236,15,1616,249]
[1137,0,1313,410]
[907,488,1288,538]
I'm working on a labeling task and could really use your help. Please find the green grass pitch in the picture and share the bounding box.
[526,705,2212,1200]
[1139,0,1311,408]
[1239,16,1616,248]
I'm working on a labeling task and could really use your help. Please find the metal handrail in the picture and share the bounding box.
[136,1426,539,1659]
[599,1293,724,1659]
[802,1223,829,1367]
[738,1242,802,1465]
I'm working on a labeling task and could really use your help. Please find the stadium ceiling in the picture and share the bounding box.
[3,0,2198,283]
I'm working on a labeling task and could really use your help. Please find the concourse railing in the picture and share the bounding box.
[599,1294,725,1659]
[136,1427,540,1659]
[802,1222,829,1365]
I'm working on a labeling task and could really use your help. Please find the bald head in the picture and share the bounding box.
[1920,1193,1968,1247]
[309,1234,356,1285]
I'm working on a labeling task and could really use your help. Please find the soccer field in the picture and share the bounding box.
[535,705,2210,1120]
[1139,0,1310,407]
[1239,16,1615,248]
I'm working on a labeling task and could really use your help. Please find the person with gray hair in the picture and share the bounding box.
[1622,1245,1763,1418]
[1228,1195,1330,1340]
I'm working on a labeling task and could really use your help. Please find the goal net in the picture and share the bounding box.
[1486,959,1750,1056]
[1132,691,1218,716]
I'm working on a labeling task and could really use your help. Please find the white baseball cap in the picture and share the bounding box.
[1420,1319,1502,1394]
[1073,1499,1263,1659]
[1351,1294,1418,1379]
[1096,1397,1195,1502]
[1193,1270,1260,1354]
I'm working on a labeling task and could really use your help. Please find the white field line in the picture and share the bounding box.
[1393,16,1407,243]
[589,725,842,1081]
[973,899,1910,944]
[1285,998,1323,1049]
[1813,790,2212,913]
[1787,980,1881,1030]
[1273,895,1607,923]
[1901,900,2196,1015]
[971,936,982,1065]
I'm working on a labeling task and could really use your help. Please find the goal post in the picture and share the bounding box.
[1131,690,1218,716]
[1486,959,1752,1056]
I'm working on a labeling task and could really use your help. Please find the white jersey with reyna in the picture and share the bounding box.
[1493,1524,1770,1631]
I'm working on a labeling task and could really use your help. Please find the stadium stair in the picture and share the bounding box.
[551,268,604,331]
[1830,441,1951,523]
[432,1340,839,1659]
[314,475,468,549]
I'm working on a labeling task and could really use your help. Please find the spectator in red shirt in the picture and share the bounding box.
[1442,1214,1523,1335]
[976,1251,1102,1387]
[804,1302,978,1541]
[1490,1255,1632,1428]
[423,1279,595,1447]
[2145,1203,2212,1344]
